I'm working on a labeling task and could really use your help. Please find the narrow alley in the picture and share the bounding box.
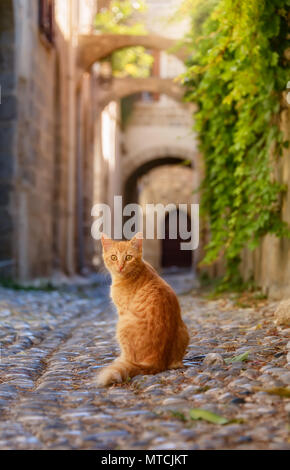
[0,280,289,450]
[0,0,289,453]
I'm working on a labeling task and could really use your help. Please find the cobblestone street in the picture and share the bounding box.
[0,279,289,450]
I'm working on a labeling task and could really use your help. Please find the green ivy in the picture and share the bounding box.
[182,0,290,290]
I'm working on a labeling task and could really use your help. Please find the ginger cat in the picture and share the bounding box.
[96,233,189,387]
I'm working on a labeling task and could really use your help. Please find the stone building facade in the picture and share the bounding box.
[1,0,196,280]
[241,99,290,299]
[0,0,16,279]
[0,0,98,280]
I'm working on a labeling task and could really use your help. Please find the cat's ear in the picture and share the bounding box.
[131,232,143,252]
[101,233,114,252]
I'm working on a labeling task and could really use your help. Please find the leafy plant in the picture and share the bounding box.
[94,0,154,78]
[190,408,229,424]
[170,0,218,40]
[182,0,290,290]
[95,0,147,35]
[224,351,250,364]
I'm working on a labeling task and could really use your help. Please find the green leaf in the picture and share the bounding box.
[264,387,290,398]
[182,0,290,290]
[189,408,229,425]
[94,1,152,78]
[225,351,250,364]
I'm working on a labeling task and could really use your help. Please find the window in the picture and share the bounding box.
[39,0,54,45]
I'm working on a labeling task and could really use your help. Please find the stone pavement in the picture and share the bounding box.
[0,279,289,450]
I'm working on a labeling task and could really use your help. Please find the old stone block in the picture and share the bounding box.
[0,41,15,70]
[0,72,16,93]
[0,263,13,279]
[0,206,13,234]
[0,0,14,32]
[0,233,12,258]
[274,299,290,327]
[0,29,14,45]
[0,94,17,120]
[0,153,14,180]
[0,122,15,151]
[0,182,12,205]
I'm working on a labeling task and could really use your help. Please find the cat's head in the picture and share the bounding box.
[101,233,143,277]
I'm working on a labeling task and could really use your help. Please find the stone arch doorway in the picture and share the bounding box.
[123,158,195,271]
[124,155,193,207]
[161,210,192,269]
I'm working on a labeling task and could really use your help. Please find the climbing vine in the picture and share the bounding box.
[182,0,290,289]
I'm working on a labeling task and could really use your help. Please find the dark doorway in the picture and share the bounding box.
[161,211,192,269]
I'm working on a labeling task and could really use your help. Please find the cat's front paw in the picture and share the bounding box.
[96,366,123,387]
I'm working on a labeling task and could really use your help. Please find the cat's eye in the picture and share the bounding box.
[125,255,133,261]
[111,255,117,261]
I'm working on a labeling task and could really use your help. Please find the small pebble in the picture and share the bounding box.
[0,282,288,450]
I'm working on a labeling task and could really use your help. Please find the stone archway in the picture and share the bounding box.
[123,146,197,205]
[78,33,189,71]
[97,77,185,110]
[124,154,193,207]
[125,159,195,271]
[0,0,16,278]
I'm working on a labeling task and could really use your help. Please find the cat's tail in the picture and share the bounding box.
[96,358,160,387]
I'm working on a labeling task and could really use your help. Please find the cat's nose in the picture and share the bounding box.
[119,265,124,272]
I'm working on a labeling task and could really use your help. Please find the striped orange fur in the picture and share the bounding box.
[96,233,189,386]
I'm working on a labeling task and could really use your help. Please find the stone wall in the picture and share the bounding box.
[241,101,290,299]
[13,0,57,279]
[0,0,98,280]
[0,0,17,278]
[121,98,197,185]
